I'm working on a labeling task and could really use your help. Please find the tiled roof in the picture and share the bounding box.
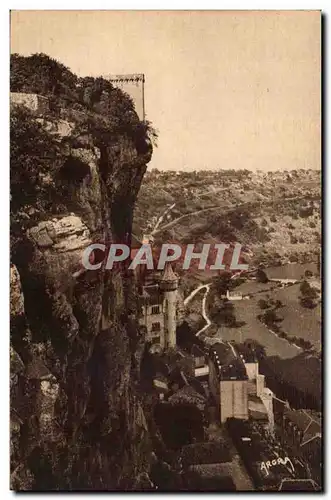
[278,479,319,491]
[161,263,178,282]
[210,342,248,381]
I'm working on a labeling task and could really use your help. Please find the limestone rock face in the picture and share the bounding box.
[10,113,153,490]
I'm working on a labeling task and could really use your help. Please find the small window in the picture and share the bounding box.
[151,305,160,315]
[151,322,161,332]
[152,336,160,344]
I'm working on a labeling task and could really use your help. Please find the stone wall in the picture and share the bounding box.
[10,92,49,114]
[106,74,145,121]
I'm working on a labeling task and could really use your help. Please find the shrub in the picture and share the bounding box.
[263,309,278,325]
[274,299,284,309]
[11,53,156,151]
[11,52,77,99]
[300,280,318,299]
[10,105,61,211]
[299,206,314,218]
[256,268,268,283]
[289,253,298,263]
[300,296,317,309]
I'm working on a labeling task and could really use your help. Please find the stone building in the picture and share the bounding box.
[138,263,179,350]
[208,342,249,423]
[105,74,145,120]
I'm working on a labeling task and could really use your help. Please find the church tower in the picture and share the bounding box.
[159,263,178,349]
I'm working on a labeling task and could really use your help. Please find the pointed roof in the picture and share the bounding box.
[161,263,177,282]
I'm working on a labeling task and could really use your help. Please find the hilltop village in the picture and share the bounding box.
[136,235,321,491]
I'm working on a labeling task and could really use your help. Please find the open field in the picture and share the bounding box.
[206,298,301,359]
[264,283,321,351]
[265,262,318,280]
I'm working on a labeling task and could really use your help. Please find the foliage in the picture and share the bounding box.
[300,280,318,299]
[290,234,298,244]
[260,308,283,327]
[209,297,239,328]
[11,53,78,101]
[10,105,61,211]
[299,206,314,218]
[11,53,156,151]
[10,52,157,230]
[300,296,318,309]
[258,299,269,310]
[235,339,266,360]
[305,269,314,278]
[213,272,233,294]
[256,268,268,283]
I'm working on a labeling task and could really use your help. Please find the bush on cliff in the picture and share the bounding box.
[10,105,61,211]
[11,53,157,150]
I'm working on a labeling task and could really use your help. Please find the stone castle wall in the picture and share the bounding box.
[106,74,145,121]
[10,92,49,114]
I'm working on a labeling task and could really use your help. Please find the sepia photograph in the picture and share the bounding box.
[9,9,322,492]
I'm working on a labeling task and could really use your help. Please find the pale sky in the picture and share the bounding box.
[11,10,321,171]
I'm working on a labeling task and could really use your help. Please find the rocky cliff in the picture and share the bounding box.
[10,61,154,488]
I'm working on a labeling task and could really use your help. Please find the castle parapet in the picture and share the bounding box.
[105,73,145,121]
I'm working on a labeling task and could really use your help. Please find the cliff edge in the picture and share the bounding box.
[10,54,154,490]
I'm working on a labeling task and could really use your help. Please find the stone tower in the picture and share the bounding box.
[105,74,145,121]
[159,263,178,349]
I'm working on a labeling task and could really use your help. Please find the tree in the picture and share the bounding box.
[263,309,283,326]
[235,339,266,361]
[213,272,232,295]
[299,280,318,309]
[11,52,77,99]
[299,206,314,218]
[256,268,268,283]
[274,299,284,309]
[300,281,318,299]
[258,299,269,310]
[210,299,238,328]
[300,296,317,309]
[10,105,60,211]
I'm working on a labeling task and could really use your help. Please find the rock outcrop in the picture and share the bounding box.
[10,103,153,490]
